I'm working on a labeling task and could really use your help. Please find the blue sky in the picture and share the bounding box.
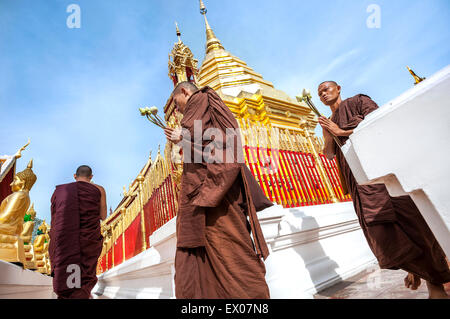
[1,0,449,222]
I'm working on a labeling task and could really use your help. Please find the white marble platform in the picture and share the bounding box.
[0,260,55,299]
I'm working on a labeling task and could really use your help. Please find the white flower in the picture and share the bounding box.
[149,106,158,115]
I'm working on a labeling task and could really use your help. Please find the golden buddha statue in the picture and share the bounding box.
[43,222,51,274]
[20,203,36,244]
[0,159,36,265]
[20,203,37,269]
[33,220,50,274]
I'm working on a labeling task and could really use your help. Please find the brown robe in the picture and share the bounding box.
[49,181,103,298]
[174,86,273,298]
[331,94,450,284]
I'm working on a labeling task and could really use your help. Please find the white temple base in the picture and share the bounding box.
[93,202,376,299]
[0,260,55,299]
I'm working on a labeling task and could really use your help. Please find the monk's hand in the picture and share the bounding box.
[318,117,343,136]
[164,127,182,144]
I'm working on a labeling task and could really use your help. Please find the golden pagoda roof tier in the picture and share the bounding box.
[197,1,315,129]
[197,49,316,129]
[199,49,311,104]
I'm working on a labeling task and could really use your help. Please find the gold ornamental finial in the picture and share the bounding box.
[14,139,31,159]
[175,21,182,43]
[407,66,425,85]
[199,0,224,54]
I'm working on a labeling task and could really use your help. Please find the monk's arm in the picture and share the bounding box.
[96,185,107,220]
[322,127,336,160]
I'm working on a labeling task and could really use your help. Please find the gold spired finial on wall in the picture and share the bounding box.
[199,0,224,54]
[14,139,31,159]
[175,21,182,43]
[406,66,425,85]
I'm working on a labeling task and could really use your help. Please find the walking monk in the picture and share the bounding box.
[317,81,450,298]
[164,81,273,298]
[49,165,107,299]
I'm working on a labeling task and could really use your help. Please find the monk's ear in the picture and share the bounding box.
[336,85,341,93]
[73,174,77,180]
[181,87,189,97]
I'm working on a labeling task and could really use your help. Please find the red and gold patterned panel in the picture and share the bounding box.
[124,215,142,260]
[113,233,123,266]
[107,249,112,269]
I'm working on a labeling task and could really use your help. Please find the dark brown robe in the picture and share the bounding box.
[49,181,103,299]
[174,86,273,299]
[331,94,450,284]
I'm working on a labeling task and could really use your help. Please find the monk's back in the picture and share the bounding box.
[76,181,102,241]
[49,180,104,299]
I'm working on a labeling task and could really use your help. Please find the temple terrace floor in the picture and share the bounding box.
[314,262,450,299]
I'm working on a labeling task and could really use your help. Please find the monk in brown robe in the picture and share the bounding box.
[49,165,107,299]
[164,81,273,299]
[318,81,450,298]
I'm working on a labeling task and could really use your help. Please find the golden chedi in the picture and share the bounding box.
[20,203,37,269]
[0,159,36,265]
[33,220,50,274]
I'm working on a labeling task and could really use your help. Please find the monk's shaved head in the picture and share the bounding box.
[319,80,339,88]
[173,81,198,96]
[76,165,93,178]
[318,81,341,107]
[172,81,199,114]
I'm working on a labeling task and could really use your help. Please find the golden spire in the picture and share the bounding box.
[168,21,199,87]
[175,21,182,43]
[407,66,425,85]
[199,0,224,54]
